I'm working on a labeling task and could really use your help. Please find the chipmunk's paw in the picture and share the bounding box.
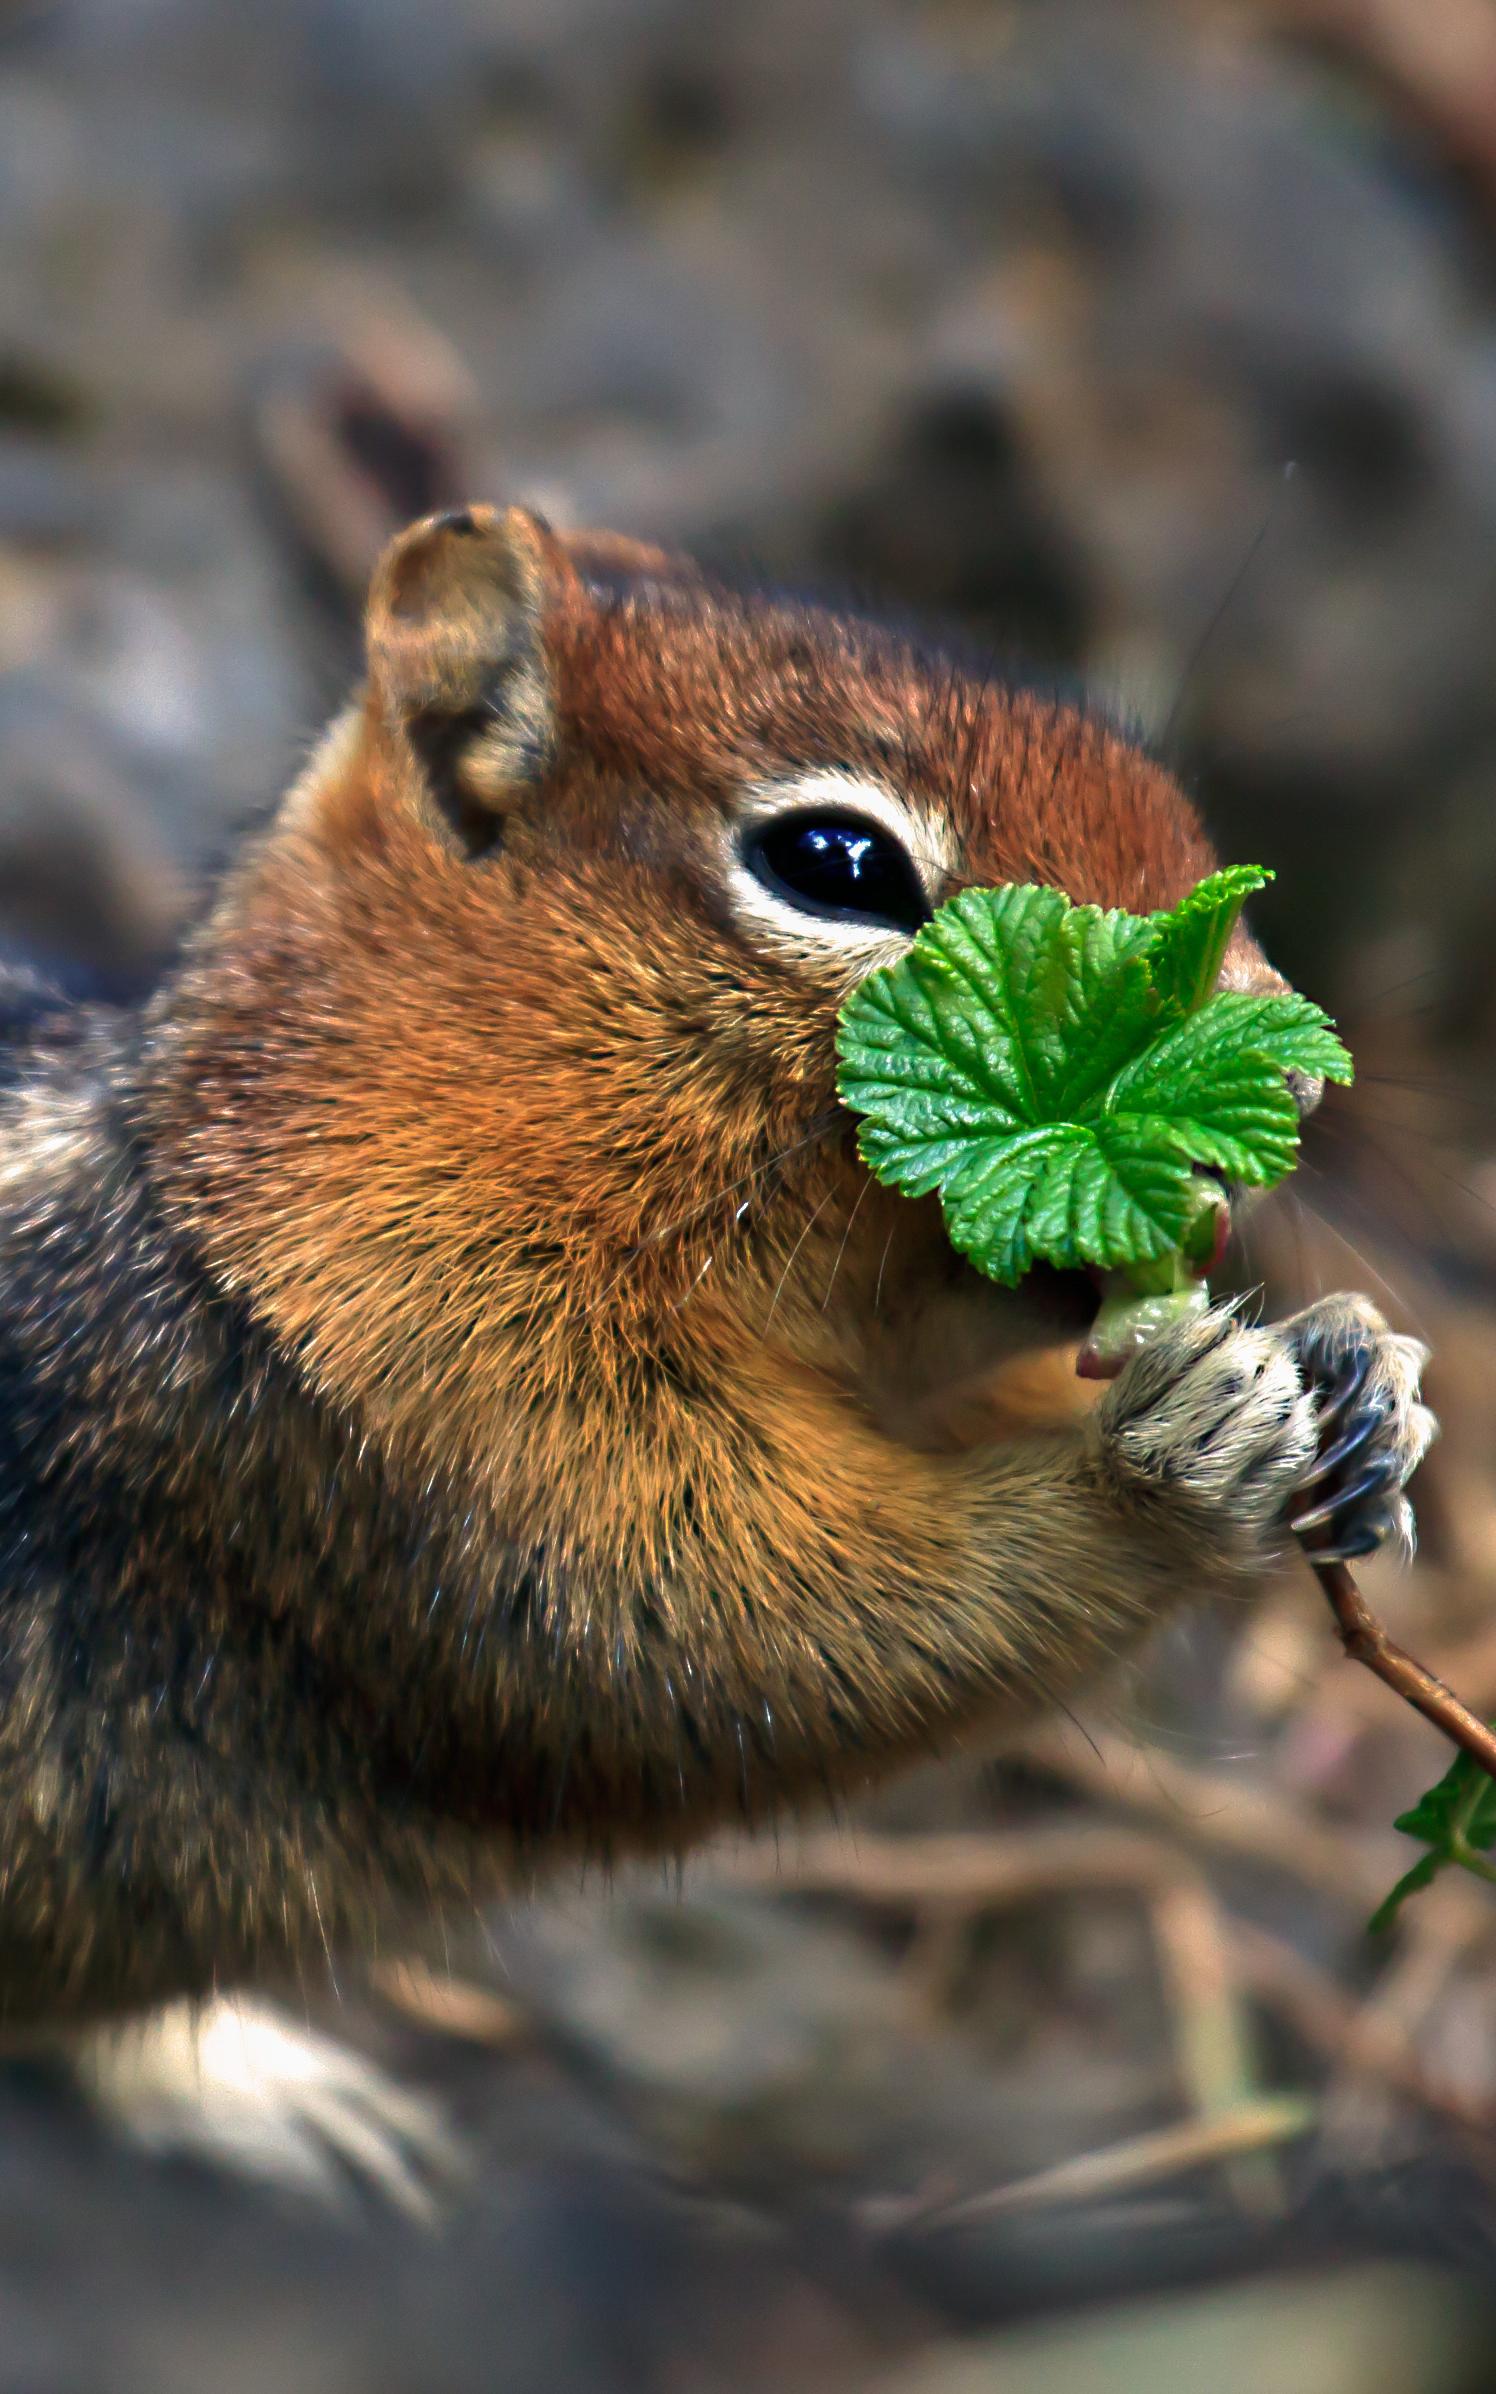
[1092,1302,1318,1571]
[1092,1293,1436,1577]
[1279,1293,1437,1565]
[71,1996,466,2222]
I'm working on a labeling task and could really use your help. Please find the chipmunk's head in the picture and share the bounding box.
[154,506,1284,1490]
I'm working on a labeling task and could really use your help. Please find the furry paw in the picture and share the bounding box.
[1278,1293,1437,1564]
[1092,1302,1318,1571]
[69,1995,467,2220]
[1091,1294,1436,1577]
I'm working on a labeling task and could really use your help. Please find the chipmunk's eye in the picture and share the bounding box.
[744,812,931,934]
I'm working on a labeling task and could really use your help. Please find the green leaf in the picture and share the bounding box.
[913,884,1161,1123]
[1116,991,1356,1106]
[1392,1749,1496,1854]
[1370,1746,1496,1929]
[1146,865,1271,1018]
[836,869,1354,1288]
[934,1120,1198,1285]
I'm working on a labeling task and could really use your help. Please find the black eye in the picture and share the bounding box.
[744,811,931,934]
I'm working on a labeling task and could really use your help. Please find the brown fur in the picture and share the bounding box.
[0,506,1428,2031]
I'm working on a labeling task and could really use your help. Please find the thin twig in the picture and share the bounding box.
[1309,1554,1496,1782]
[1229,1915,1495,2139]
[884,2095,1316,2229]
[721,1824,1277,2209]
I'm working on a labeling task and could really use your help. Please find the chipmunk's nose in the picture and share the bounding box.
[1288,1068,1324,1119]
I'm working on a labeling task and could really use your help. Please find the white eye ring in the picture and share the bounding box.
[722,772,950,969]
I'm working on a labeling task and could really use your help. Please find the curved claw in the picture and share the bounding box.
[1279,1297,1435,1571]
[1295,1401,1388,1494]
[1291,1456,1398,1536]
[1314,1342,1374,1423]
[1309,1521,1388,1565]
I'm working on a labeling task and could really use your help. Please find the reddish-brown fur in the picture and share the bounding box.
[0,504,1414,2034]
[152,507,1225,1488]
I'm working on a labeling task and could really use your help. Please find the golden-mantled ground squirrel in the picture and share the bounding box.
[0,506,1432,2192]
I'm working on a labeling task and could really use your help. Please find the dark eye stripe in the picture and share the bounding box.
[744,812,930,934]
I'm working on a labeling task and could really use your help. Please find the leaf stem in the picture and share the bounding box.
[1449,1759,1492,1846]
[1448,1841,1496,1889]
[1308,1553,1496,1785]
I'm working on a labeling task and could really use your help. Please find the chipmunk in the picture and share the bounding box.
[0,505,1432,2195]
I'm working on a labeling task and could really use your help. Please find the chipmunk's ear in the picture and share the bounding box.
[557,526,696,588]
[364,504,579,854]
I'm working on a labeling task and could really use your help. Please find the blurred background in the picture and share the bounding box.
[5,0,1496,2385]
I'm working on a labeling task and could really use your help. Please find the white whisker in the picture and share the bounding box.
[1284,1175,1431,1338]
[764,1194,834,1338]
[570,1121,840,1331]
[663,1252,716,1321]
[821,1176,871,1312]
[873,1217,896,1318]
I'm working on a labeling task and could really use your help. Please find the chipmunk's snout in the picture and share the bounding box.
[1288,1068,1325,1119]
